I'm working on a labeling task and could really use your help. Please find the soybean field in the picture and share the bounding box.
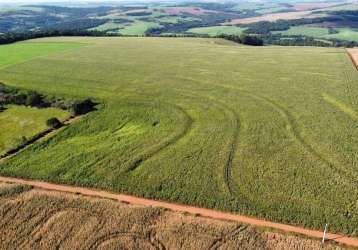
[0,37,357,235]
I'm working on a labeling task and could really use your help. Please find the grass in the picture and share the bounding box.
[0,105,70,156]
[0,42,85,69]
[0,37,358,235]
[325,28,358,42]
[0,182,343,250]
[274,26,358,42]
[116,21,163,35]
[273,26,330,37]
[89,21,126,32]
[187,26,247,36]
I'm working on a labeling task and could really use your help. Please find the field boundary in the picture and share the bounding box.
[0,176,357,248]
[347,48,358,71]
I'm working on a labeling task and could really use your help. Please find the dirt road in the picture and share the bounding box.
[347,48,358,71]
[0,175,357,248]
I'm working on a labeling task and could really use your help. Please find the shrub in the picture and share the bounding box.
[25,91,44,107]
[46,117,63,129]
[69,98,96,116]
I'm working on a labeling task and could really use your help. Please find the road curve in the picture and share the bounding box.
[0,176,357,248]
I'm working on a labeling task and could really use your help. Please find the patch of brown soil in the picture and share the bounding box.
[224,11,327,25]
[347,48,358,71]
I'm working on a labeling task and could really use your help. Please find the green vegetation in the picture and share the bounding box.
[0,105,69,155]
[0,42,84,69]
[187,26,246,36]
[274,26,358,42]
[0,37,358,235]
[325,28,358,42]
[117,21,162,35]
[272,26,330,37]
[2,2,358,44]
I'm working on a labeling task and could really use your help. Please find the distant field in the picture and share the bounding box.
[0,105,69,156]
[0,182,344,250]
[231,2,283,12]
[318,3,358,12]
[0,37,358,235]
[274,26,358,42]
[0,42,84,69]
[292,2,341,11]
[224,10,326,25]
[117,21,162,35]
[91,20,162,35]
[187,26,246,36]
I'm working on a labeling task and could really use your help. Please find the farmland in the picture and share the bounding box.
[0,181,345,249]
[274,26,358,42]
[223,10,326,25]
[2,1,358,45]
[187,26,246,36]
[0,37,358,237]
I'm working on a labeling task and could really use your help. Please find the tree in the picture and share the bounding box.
[25,91,43,107]
[69,98,96,116]
[46,117,63,129]
[240,34,264,46]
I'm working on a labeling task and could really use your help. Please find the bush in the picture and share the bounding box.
[69,98,96,116]
[217,34,264,46]
[46,117,63,129]
[240,34,264,46]
[25,91,44,107]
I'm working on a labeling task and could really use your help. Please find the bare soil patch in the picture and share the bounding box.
[347,48,358,71]
[224,11,327,25]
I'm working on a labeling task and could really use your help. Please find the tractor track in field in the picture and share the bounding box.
[209,225,248,250]
[124,103,193,173]
[124,86,241,196]
[1,175,358,248]
[240,90,358,183]
[170,87,241,195]
[197,79,356,184]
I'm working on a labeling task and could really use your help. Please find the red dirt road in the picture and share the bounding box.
[347,48,358,71]
[1,176,358,248]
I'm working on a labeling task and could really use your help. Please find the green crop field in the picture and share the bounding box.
[116,21,162,36]
[0,37,357,235]
[187,26,247,36]
[0,105,70,156]
[274,26,358,42]
[0,42,84,69]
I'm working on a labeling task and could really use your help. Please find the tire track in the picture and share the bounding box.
[123,103,193,173]
[169,88,241,195]
[209,225,248,250]
[196,77,356,183]
[240,90,358,182]
[150,230,166,250]
[17,207,91,249]
[88,231,154,250]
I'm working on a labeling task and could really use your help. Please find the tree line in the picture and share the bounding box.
[0,83,97,116]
